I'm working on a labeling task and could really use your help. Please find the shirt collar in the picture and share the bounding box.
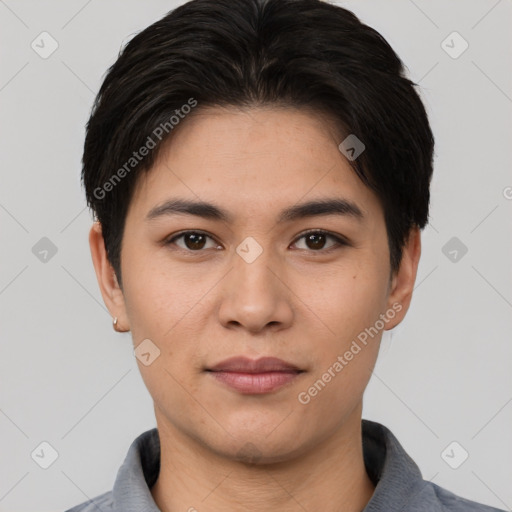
[112,426,161,512]
[112,419,427,511]
[361,419,430,511]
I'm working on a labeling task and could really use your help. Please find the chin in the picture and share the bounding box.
[207,427,309,466]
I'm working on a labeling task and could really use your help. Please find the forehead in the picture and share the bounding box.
[127,106,381,222]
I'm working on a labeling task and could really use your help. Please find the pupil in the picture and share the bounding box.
[307,233,325,250]
[186,233,205,250]
[183,233,327,251]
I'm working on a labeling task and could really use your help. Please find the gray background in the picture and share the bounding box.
[0,0,511,511]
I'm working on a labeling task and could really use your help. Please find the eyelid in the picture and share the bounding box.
[292,228,349,246]
[290,228,349,253]
[164,230,221,248]
[165,228,349,252]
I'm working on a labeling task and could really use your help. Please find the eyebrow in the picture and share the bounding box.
[145,197,364,224]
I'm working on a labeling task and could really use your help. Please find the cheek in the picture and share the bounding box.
[121,249,215,388]
[121,244,199,336]
[297,259,389,343]
[296,271,385,419]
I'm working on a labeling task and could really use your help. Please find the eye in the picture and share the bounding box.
[291,229,348,252]
[165,231,220,251]
[164,229,348,253]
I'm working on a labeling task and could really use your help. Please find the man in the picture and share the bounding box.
[66,0,505,510]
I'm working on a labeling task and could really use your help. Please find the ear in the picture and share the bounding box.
[384,227,421,330]
[89,221,130,332]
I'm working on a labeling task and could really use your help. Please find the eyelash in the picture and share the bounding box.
[164,229,348,254]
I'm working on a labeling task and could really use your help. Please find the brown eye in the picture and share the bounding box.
[305,232,327,250]
[183,232,207,250]
[166,231,218,251]
[293,230,346,252]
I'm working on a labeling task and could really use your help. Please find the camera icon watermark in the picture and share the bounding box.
[31,31,59,59]
[134,338,161,366]
[441,31,469,60]
[236,236,263,263]
[236,441,263,464]
[338,134,365,161]
[31,441,59,469]
[441,441,469,469]
[32,237,58,263]
[442,236,468,263]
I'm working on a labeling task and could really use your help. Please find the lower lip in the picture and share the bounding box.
[208,371,301,394]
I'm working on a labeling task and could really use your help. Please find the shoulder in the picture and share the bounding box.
[64,490,113,512]
[418,481,506,512]
[361,420,505,512]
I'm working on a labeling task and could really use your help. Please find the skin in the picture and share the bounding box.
[89,106,421,512]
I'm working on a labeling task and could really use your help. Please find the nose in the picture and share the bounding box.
[217,242,294,334]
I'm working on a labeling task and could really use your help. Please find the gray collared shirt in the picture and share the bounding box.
[65,419,505,511]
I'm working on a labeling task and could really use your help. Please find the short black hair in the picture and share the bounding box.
[82,0,434,287]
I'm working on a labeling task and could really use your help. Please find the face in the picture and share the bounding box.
[90,106,420,463]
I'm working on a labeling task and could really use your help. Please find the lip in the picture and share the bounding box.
[205,356,304,394]
[207,356,302,373]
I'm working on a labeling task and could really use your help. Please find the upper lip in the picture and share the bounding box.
[206,356,303,373]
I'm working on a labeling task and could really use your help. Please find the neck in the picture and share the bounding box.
[151,405,374,512]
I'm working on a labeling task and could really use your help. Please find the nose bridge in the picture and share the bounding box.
[217,235,293,331]
[232,235,279,298]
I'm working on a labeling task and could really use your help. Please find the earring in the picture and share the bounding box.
[113,316,130,333]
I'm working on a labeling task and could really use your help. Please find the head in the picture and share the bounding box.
[86,0,433,463]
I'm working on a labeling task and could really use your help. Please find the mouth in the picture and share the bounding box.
[205,356,305,394]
